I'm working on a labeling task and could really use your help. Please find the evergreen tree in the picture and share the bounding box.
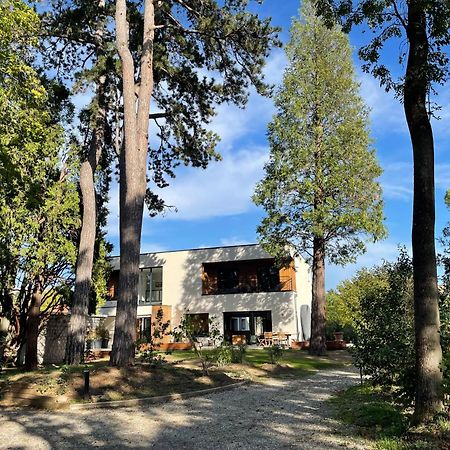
[253,2,386,355]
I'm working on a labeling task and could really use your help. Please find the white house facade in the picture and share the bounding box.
[98,244,312,345]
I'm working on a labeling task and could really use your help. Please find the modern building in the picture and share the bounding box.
[99,244,312,345]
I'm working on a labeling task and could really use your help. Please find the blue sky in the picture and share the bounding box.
[103,1,450,289]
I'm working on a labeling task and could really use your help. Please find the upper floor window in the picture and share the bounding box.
[202,259,295,295]
[141,267,162,305]
[217,267,239,293]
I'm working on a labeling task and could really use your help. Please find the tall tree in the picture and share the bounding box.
[316,0,448,423]
[253,1,385,355]
[110,0,279,366]
[40,0,116,364]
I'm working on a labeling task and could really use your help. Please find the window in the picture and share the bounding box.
[186,313,209,337]
[230,316,250,332]
[137,317,151,342]
[257,264,280,291]
[141,267,162,304]
[217,268,239,292]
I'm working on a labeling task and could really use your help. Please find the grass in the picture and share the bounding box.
[329,384,450,450]
[165,348,349,379]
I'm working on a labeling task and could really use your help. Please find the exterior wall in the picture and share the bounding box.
[39,315,70,365]
[99,244,312,342]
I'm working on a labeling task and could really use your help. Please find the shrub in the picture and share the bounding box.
[214,342,233,366]
[266,345,283,364]
[352,251,415,403]
[231,343,247,363]
[136,307,170,366]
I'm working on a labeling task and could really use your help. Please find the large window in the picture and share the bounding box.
[217,267,239,293]
[137,317,151,342]
[202,259,294,295]
[140,267,162,305]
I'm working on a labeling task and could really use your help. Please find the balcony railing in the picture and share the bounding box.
[203,276,293,295]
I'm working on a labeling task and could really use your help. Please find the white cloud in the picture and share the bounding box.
[357,71,406,134]
[220,236,254,247]
[153,145,269,221]
[380,160,413,201]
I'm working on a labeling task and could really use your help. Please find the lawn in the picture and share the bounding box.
[329,384,450,450]
[165,347,350,379]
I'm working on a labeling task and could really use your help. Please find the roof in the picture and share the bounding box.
[109,243,260,259]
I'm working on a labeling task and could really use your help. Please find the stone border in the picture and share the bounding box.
[69,380,249,410]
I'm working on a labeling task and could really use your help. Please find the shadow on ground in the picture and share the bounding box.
[0,366,367,450]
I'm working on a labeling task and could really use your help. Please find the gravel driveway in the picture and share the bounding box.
[0,365,369,450]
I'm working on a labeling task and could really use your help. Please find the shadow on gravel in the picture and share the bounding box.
[0,366,363,450]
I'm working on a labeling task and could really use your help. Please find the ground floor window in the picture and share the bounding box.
[137,316,151,342]
[223,311,272,344]
[186,313,209,337]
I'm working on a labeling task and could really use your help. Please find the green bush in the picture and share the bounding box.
[214,342,233,366]
[266,345,283,364]
[231,343,247,363]
[351,251,416,403]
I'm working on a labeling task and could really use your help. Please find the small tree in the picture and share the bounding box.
[173,314,221,375]
[253,1,386,355]
[352,252,415,403]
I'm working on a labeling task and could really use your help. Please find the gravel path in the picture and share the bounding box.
[0,366,369,450]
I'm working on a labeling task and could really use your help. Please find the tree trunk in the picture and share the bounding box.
[404,3,443,423]
[309,236,326,355]
[24,276,43,370]
[65,0,106,365]
[110,0,155,366]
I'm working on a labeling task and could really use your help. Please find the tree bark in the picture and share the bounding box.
[309,236,326,355]
[110,0,155,366]
[65,0,106,365]
[24,276,43,370]
[404,3,443,423]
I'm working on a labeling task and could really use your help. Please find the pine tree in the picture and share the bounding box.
[253,1,386,355]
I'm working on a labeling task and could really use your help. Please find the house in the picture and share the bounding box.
[98,244,312,346]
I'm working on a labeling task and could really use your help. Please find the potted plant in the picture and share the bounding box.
[95,321,110,348]
[85,329,96,350]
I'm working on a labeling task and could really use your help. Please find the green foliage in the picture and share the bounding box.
[0,0,79,331]
[90,237,113,313]
[253,0,385,265]
[265,345,284,365]
[214,342,234,366]
[326,267,390,342]
[41,0,280,212]
[173,314,222,375]
[316,0,450,97]
[352,252,415,402]
[137,307,170,366]
[438,190,450,398]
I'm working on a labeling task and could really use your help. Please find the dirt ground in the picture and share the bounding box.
[0,365,370,450]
